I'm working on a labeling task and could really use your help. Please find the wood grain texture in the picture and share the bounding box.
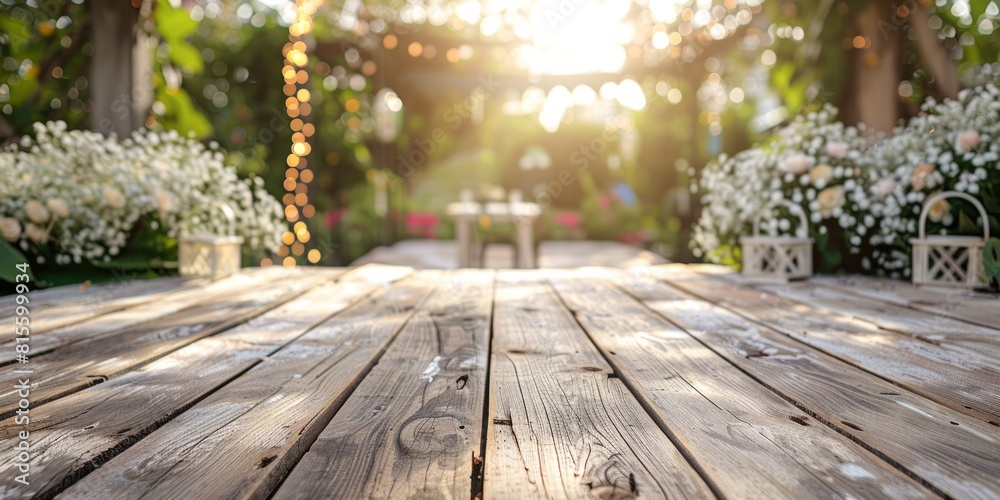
[0,275,209,342]
[811,274,1000,330]
[0,268,333,419]
[658,267,1000,424]
[756,280,1000,360]
[549,272,930,499]
[485,271,712,499]
[0,267,409,499]
[60,267,436,500]
[0,273,203,311]
[273,269,494,500]
[618,275,998,498]
[0,267,290,365]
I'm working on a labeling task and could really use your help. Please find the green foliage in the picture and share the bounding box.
[0,239,33,284]
[985,237,1000,290]
[154,0,201,72]
[0,2,91,139]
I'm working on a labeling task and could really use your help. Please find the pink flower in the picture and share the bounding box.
[405,212,422,231]
[405,212,440,237]
[597,194,612,210]
[553,212,582,230]
[955,129,981,154]
[325,209,346,228]
[911,163,936,191]
[872,177,896,200]
[617,229,648,245]
[825,141,849,160]
[781,153,813,175]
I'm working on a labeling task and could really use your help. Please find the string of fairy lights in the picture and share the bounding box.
[274,0,322,267]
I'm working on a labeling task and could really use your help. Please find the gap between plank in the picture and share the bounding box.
[0,276,329,422]
[40,360,264,500]
[613,277,950,499]
[263,273,447,500]
[543,276,727,500]
[471,272,498,500]
[34,269,390,498]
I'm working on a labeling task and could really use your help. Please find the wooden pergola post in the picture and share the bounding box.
[89,0,152,138]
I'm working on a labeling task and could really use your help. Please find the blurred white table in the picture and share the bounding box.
[447,191,540,269]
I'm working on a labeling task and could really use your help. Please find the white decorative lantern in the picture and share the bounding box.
[740,200,813,283]
[910,191,989,288]
[179,204,243,279]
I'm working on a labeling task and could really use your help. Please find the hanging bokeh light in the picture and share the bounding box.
[277,0,323,268]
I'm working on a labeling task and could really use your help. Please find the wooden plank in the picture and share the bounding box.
[0,267,334,419]
[658,267,1000,424]
[273,269,495,500]
[756,280,1000,360]
[811,274,1000,330]
[549,272,932,499]
[618,274,1000,498]
[0,275,209,341]
[0,274,191,309]
[0,267,291,365]
[60,269,440,500]
[484,271,712,499]
[0,266,411,499]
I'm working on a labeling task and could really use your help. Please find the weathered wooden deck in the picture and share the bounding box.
[2,264,999,499]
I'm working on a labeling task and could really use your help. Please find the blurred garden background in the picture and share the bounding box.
[1,0,999,288]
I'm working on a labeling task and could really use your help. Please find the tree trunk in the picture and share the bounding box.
[850,0,901,133]
[910,2,960,100]
[89,0,144,138]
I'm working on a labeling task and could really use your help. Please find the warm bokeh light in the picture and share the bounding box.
[278,1,323,265]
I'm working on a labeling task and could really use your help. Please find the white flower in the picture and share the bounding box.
[47,198,70,218]
[872,177,896,200]
[25,223,49,244]
[24,200,50,224]
[0,217,21,242]
[955,129,980,154]
[781,153,812,174]
[103,187,126,210]
[825,141,849,159]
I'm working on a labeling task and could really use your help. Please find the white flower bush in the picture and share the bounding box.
[694,84,1000,278]
[0,121,284,266]
[864,83,1000,277]
[692,105,876,269]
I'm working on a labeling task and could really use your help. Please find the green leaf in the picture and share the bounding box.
[984,238,1000,281]
[154,0,199,41]
[0,239,34,284]
[822,247,842,267]
[156,87,213,138]
[167,41,204,73]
